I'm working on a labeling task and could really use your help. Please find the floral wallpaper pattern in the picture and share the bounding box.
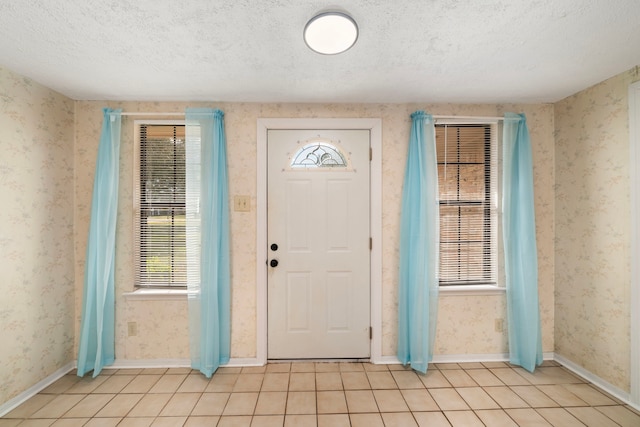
[0,66,75,405]
[554,67,640,392]
[73,101,555,363]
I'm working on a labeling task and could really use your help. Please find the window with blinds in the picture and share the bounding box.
[436,123,498,286]
[134,122,187,288]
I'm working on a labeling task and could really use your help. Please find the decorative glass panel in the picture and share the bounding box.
[291,142,347,168]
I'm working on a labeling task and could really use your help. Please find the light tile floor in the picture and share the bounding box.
[2,361,640,426]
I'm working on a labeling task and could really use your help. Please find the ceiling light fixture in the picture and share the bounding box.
[303,10,358,55]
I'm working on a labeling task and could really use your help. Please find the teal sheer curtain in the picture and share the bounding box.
[77,108,122,377]
[185,108,230,377]
[503,112,543,372]
[398,111,439,373]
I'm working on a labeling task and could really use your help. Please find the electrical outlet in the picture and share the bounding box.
[494,318,504,333]
[234,195,251,212]
[128,322,138,337]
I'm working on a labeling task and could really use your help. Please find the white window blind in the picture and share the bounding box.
[436,123,498,286]
[134,123,188,288]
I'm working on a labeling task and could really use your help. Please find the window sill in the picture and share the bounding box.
[439,285,505,296]
[123,288,188,301]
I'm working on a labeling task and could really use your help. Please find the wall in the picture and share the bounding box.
[0,66,75,404]
[555,67,640,392]
[74,101,555,362]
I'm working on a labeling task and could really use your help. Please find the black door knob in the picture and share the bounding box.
[270,259,279,267]
[270,243,279,251]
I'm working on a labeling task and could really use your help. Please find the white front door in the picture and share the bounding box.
[267,129,371,359]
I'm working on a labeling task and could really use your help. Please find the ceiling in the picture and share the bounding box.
[1,0,639,104]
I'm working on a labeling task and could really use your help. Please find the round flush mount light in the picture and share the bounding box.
[303,11,358,55]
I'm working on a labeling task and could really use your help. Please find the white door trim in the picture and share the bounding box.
[257,118,382,364]
[629,80,640,406]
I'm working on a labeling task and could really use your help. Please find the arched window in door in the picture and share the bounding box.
[290,141,348,168]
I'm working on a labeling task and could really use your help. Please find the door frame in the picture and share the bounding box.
[256,118,382,364]
[630,80,640,406]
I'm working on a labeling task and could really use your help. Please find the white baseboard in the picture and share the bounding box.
[375,355,402,364]
[222,358,263,367]
[377,352,554,365]
[553,353,639,411]
[108,358,191,369]
[432,353,509,363]
[0,361,76,417]
[109,357,262,369]
[110,353,559,368]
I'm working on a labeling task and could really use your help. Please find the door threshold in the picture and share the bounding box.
[267,358,371,364]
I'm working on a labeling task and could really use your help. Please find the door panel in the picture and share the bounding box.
[286,180,312,251]
[267,129,370,359]
[286,272,311,331]
[326,272,351,331]
[326,180,350,250]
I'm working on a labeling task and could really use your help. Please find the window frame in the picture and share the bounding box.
[133,119,188,289]
[434,118,503,294]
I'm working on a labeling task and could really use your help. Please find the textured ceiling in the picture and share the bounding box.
[1,0,639,103]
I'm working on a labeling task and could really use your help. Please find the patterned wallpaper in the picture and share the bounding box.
[555,67,640,392]
[73,101,555,363]
[0,66,75,404]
